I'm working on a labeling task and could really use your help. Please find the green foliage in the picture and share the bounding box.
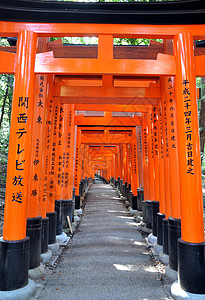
[51,36,98,44]
[0,74,13,154]
[50,36,162,45]
[0,38,9,46]
[0,39,14,159]
[0,72,13,189]
[114,38,162,45]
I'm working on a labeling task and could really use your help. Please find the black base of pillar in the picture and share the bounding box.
[123,184,127,197]
[62,199,73,228]
[79,180,83,196]
[129,191,133,204]
[126,184,131,200]
[26,216,42,269]
[137,196,142,211]
[125,187,128,199]
[152,201,159,237]
[178,239,205,294]
[72,200,75,222]
[119,181,122,192]
[131,195,138,210]
[128,184,131,197]
[0,237,29,291]
[168,217,181,271]
[75,195,80,209]
[142,201,147,223]
[157,213,165,246]
[146,200,153,229]
[121,182,123,193]
[72,187,76,201]
[46,212,57,244]
[127,190,131,202]
[55,200,63,235]
[125,182,127,193]
[41,217,49,254]
[137,188,144,211]
[162,218,169,255]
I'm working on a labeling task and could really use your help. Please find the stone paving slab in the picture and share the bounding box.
[36,183,173,300]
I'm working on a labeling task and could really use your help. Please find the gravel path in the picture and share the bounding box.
[39,183,172,300]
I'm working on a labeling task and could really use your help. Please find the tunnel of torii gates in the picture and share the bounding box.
[2,20,205,298]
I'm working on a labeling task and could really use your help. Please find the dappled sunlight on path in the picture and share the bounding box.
[39,183,172,300]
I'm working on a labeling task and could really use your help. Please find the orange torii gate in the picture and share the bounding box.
[78,144,115,180]
[76,123,149,219]
[75,111,175,233]
[88,145,118,180]
[74,109,144,189]
[0,19,205,299]
[94,95,182,275]
[75,125,143,203]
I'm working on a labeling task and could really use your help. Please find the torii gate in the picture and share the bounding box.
[88,145,118,180]
[0,15,205,299]
[75,126,139,195]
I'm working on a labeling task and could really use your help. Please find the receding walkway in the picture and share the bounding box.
[39,183,172,300]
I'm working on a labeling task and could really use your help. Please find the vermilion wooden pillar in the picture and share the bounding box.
[159,79,172,255]
[161,75,182,271]
[55,104,65,201]
[150,106,161,237]
[88,146,92,178]
[119,144,123,179]
[59,103,76,229]
[3,30,37,239]
[0,30,37,291]
[47,97,60,213]
[127,144,131,185]
[85,145,89,179]
[39,76,53,220]
[157,106,166,215]
[147,109,155,201]
[43,75,55,213]
[111,153,115,179]
[104,168,107,181]
[60,104,69,200]
[162,42,181,270]
[166,77,181,219]
[83,145,89,179]
[142,113,149,201]
[155,101,167,249]
[66,104,75,200]
[81,145,85,179]
[114,153,118,180]
[121,144,125,180]
[74,129,82,196]
[122,144,128,183]
[117,145,121,179]
[39,75,55,253]
[152,106,160,204]
[27,75,47,218]
[174,33,204,242]
[173,32,205,294]
[160,83,172,218]
[26,74,47,269]
[137,126,144,188]
[130,129,139,196]
[46,95,59,245]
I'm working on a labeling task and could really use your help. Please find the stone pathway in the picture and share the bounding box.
[38,183,173,300]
